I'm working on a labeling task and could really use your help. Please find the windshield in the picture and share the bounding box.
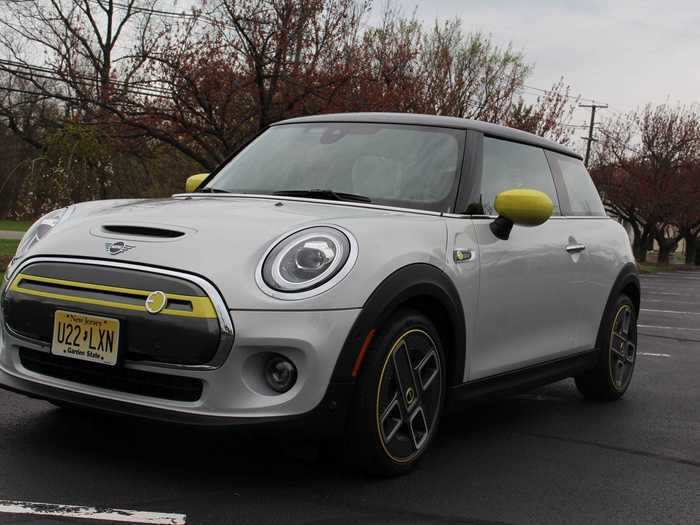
[206,122,465,212]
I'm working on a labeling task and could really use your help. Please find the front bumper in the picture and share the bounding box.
[0,258,361,432]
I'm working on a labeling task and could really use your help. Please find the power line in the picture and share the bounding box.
[0,59,173,99]
[2,58,608,117]
[88,0,231,28]
[596,127,642,156]
[90,0,200,21]
[521,84,599,104]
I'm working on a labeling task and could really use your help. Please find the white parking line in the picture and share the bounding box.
[643,284,699,289]
[643,299,700,306]
[638,324,700,332]
[0,500,186,524]
[642,274,700,280]
[639,352,671,358]
[641,308,700,315]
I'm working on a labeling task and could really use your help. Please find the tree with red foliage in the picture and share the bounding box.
[592,104,700,264]
[129,3,575,168]
[672,163,700,264]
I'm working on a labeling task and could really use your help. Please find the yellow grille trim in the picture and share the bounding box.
[9,273,217,319]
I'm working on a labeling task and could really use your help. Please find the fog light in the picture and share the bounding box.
[264,355,297,393]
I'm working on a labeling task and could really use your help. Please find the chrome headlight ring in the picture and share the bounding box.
[255,225,358,300]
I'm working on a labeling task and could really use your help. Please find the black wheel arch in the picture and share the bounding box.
[332,263,466,387]
[607,262,640,312]
[597,262,640,347]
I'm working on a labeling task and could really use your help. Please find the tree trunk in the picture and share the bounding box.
[685,235,697,266]
[646,235,655,251]
[656,234,679,265]
[633,225,654,263]
[657,243,673,265]
[695,244,700,266]
[633,241,648,262]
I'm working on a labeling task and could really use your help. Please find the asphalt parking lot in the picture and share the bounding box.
[0,271,698,524]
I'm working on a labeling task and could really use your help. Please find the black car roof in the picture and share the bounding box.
[274,112,582,160]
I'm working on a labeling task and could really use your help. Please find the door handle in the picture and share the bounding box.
[566,244,586,253]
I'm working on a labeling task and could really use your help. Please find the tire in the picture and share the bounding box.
[345,309,446,476]
[576,294,638,401]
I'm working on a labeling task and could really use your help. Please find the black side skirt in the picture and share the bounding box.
[447,350,597,405]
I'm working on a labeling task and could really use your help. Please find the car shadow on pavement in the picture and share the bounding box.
[6,379,588,484]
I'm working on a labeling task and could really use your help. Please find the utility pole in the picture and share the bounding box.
[579,102,608,167]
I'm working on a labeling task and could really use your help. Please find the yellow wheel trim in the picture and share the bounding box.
[9,273,216,319]
[608,304,633,390]
[375,328,441,464]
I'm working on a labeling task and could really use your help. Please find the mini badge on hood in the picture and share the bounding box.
[105,240,135,255]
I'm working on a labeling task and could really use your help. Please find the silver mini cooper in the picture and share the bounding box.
[0,113,639,475]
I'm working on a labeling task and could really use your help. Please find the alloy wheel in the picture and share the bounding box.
[375,328,443,463]
[609,304,637,391]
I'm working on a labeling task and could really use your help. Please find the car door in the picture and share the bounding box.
[467,136,590,380]
[546,150,616,350]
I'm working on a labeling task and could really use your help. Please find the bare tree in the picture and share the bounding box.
[0,0,165,139]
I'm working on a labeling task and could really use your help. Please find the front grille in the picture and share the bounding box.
[3,261,223,366]
[9,273,214,318]
[20,348,203,402]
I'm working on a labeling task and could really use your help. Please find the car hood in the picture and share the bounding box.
[17,195,447,310]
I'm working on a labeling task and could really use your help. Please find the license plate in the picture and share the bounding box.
[51,310,120,366]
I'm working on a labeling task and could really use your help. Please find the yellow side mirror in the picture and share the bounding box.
[186,173,209,193]
[490,188,554,239]
[495,189,554,226]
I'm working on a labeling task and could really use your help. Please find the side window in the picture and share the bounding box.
[478,137,560,215]
[549,152,606,216]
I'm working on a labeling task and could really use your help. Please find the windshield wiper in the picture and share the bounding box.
[273,189,372,203]
[196,187,231,194]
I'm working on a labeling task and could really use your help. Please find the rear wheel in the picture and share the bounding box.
[346,310,446,476]
[576,294,637,401]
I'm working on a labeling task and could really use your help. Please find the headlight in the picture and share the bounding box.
[6,207,74,276]
[258,226,357,298]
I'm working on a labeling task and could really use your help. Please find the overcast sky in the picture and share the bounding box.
[370,0,700,152]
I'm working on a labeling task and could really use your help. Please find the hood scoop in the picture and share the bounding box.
[102,225,185,238]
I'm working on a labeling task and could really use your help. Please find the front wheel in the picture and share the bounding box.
[346,310,446,476]
[576,294,638,401]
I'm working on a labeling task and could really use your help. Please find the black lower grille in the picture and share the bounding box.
[19,348,203,402]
